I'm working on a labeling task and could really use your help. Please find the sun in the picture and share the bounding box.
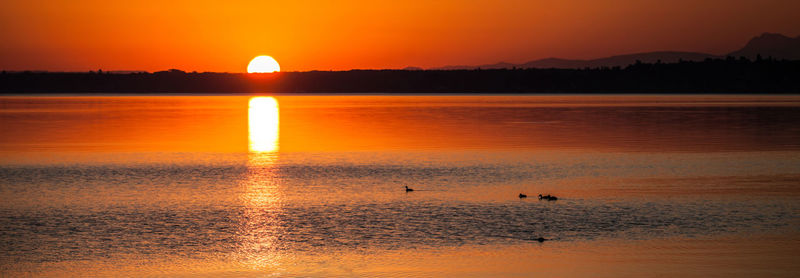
[247,56,281,73]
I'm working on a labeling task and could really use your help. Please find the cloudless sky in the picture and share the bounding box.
[1,0,799,72]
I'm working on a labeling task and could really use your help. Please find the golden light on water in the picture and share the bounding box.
[238,153,284,270]
[248,97,279,153]
[241,97,284,269]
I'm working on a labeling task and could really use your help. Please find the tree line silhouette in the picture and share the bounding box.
[1,57,799,94]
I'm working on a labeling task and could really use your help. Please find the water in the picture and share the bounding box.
[1,95,799,277]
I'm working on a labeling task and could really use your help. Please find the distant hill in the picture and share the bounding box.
[434,32,800,70]
[727,33,800,60]
[435,51,719,70]
[438,62,518,70]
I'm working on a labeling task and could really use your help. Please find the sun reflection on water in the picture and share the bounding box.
[248,97,279,153]
[238,96,285,271]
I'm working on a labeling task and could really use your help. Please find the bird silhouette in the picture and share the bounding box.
[538,194,558,201]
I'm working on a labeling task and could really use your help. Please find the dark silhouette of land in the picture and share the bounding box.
[729,33,800,60]
[435,51,719,70]
[435,33,800,70]
[2,57,799,94]
[2,33,800,94]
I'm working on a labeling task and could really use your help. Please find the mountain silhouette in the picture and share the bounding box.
[436,52,719,70]
[434,33,800,70]
[728,33,800,60]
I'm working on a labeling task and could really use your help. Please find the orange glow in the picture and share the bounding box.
[0,1,799,72]
[247,56,280,73]
[3,95,800,158]
[0,96,249,154]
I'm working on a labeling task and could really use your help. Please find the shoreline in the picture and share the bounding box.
[3,59,800,94]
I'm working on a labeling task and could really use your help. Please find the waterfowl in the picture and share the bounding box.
[538,194,558,201]
[405,186,414,192]
[519,193,527,198]
[535,237,547,242]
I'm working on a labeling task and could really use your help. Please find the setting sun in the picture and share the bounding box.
[247,56,280,73]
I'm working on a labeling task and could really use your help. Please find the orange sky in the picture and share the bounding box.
[1,0,799,72]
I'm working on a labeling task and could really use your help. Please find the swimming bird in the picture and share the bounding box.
[519,193,527,198]
[405,186,414,192]
[538,194,558,201]
[535,237,547,242]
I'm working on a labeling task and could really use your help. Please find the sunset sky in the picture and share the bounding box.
[1,0,799,72]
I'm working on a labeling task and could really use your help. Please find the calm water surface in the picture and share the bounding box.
[1,95,799,277]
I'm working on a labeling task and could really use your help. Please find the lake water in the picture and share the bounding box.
[1,95,799,277]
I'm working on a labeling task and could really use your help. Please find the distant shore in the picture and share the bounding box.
[2,58,799,94]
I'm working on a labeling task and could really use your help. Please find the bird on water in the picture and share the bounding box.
[519,193,527,198]
[405,186,414,192]
[538,194,558,201]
